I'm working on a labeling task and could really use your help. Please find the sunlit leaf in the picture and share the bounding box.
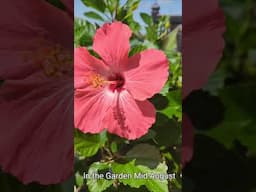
[74,130,107,158]
[206,84,256,153]
[84,11,104,21]
[87,162,112,192]
[81,0,106,12]
[162,27,179,51]
[112,161,169,192]
[140,13,153,26]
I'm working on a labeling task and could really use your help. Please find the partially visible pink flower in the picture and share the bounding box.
[0,0,73,184]
[182,0,225,167]
[182,114,194,167]
[75,22,169,140]
[183,0,225,98]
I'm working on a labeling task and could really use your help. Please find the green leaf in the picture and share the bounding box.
[81,0,106,12]
[162,27,179,51]
[162,90,182,120]
[129,44,147,57]
[112,161,169,192]
[110,142,118,153]
[74,130,107,158]
[125,16,141,33]
[206,84,256,153]
[125,0,140,11]
[160,81,170,96]
[150,94,169,111]
[136,129,157,142]
[74,18,96,47]
[140,13,153,26]
[145,25,159,42]
[143,40,159,49]
[75,173,84,187]
[153,113,181,146]
[203,69,228,95]
[84,11,104,21]
[167,52,182,89]
[125,144,161,169]
[152,90,182,120]
[86,160,170,192]
[128,0,140,12]
[122,0,140,20]
[87,162,113,192]
[106,0,119,13]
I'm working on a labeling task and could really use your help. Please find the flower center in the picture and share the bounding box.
[40,44,73,77]
[108,74,125,92]
[22,38,73,78]
[89,73,125,91]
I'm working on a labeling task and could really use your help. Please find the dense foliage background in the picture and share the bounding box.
[0,0,181,191]
[74,0,182,191]
[1,0,255,192]
[183,0,256,191]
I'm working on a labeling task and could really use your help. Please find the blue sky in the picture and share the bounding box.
[75,0,181,24]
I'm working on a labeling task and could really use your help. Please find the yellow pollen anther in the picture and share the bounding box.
[91,74,106,88]
[21,38,73,78]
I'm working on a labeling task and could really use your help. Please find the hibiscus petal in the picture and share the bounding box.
[0,0,73,79]
[104,90,156,140]
[75,88,114,134]
[75,47,109,90]
[92,22,132,71]
[183,0,225,98]
[0,76,73,184]
[0,0,74,185]
[124,49,169,101]
[0,51,39,80]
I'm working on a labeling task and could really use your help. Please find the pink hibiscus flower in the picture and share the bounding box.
[75,22,169,140]
[183,0,225,98]
[182,0,225,167]
[0,0,73,184]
